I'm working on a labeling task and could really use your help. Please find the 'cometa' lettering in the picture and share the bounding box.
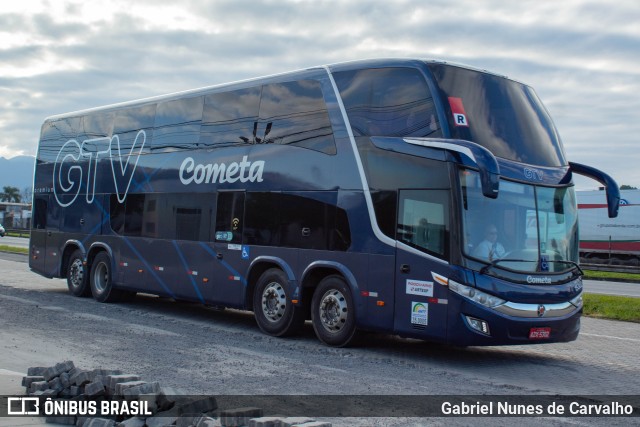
[179,156,265,185]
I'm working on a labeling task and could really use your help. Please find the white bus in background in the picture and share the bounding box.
[577,189,640,266]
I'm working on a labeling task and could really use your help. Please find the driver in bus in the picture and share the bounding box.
[474,224,506,262]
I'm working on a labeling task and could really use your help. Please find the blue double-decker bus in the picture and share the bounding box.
[30,59,619,347]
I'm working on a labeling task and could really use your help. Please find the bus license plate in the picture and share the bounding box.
[529,327,551,340]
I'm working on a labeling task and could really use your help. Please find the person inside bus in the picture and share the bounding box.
[474,224,506,262]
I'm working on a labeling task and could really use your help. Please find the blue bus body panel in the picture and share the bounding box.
[30,58,594,347]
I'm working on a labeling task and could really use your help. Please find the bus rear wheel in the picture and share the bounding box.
[90,252,121,303]
[253,268,304,337]
[311,275,357,347]
[66,249,90,297]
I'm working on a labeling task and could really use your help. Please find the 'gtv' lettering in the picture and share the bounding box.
[53,130,146,206]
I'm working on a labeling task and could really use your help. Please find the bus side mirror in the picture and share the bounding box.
[569,162,620,218]
[404,138,500,199]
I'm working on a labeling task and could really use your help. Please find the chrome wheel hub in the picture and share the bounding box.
[69,259,84,288]
[319,289,348,332]
[261,282,286,322]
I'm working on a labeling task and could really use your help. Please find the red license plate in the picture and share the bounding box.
[529,327,551,340]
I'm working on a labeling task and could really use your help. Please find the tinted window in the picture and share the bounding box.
[356,138,451,191]
[244,192,280,246]
[33,196,48,229]
[335,68,442,138]
[109,194,145,236]
[110,193,214,240]
[258,80,336,154]
[244,192,351,251]
[113,104,156,153]
[429,64,565,167]
[153,97,204,151]
[38,117,83,162]
[278,193,330,249]
[124,194,145,236]
[110,195,125,235]
[114,104,156,133]
[215,192,245,244]
[398,189,450,259]
[201,88,260,146]
[81,112,115,140]
[371,191,397,239]
[175,208,202,241]
[171,193,213,241]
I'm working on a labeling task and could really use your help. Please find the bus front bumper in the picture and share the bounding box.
[446,293,582,346]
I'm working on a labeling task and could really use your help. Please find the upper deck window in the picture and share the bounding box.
[259,80,336,154]
[153,96,204,151]
[201,88,260,147]
[334,67,442,138]
[429,64,566,167]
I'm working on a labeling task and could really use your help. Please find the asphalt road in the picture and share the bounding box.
[0,235,28,249]
[583,279,640,298]
[0,256,639,426]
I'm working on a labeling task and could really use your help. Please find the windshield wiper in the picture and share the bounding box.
[480,259,534,275]
[480,259,584,276]
[551,260,584,276]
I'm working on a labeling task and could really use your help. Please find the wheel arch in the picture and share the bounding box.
[60,240,86,277]
[86,242,114,269]
[245,256,297,311]
[301,261,361,319]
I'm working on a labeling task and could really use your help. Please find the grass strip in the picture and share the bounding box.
[582,269,640,282]
[0,245,29,255]
[6,231,30,238]
[583,293,640,323]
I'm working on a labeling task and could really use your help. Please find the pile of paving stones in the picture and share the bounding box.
[21,361,331,427]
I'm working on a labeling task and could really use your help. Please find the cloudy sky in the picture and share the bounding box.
[1,0,639,188]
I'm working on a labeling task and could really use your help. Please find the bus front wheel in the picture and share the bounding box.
[89,252,121,303]
[253,268,304,337]
[66,249,90,297]
[311,275,357,347]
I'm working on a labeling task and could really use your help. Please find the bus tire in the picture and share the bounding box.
[253,268,304,337]
[89,252,121,303]
[311,275,357,347]
[66,249,90,297]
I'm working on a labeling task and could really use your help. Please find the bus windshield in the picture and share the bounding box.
[429,63,566,167]
[460,170,579,273]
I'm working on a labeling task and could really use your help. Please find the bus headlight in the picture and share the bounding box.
[449,280,505,308]
[465,316,490,335]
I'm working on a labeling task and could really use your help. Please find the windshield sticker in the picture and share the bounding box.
[448,97,469,127]
[215,231,233,242]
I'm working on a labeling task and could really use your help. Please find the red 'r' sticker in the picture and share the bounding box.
[448,97,469,127]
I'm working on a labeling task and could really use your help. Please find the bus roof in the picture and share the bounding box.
[43,58,510,123]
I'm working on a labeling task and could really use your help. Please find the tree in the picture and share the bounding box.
[620,185,637,190]
[0,186,22,203]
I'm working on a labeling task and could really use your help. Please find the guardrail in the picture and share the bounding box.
[3,228,30,238]
[581,263,640,275]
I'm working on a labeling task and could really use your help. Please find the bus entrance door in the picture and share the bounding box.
[30,195,61,277]
[394,250,449,341]
[393,189,449,340]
